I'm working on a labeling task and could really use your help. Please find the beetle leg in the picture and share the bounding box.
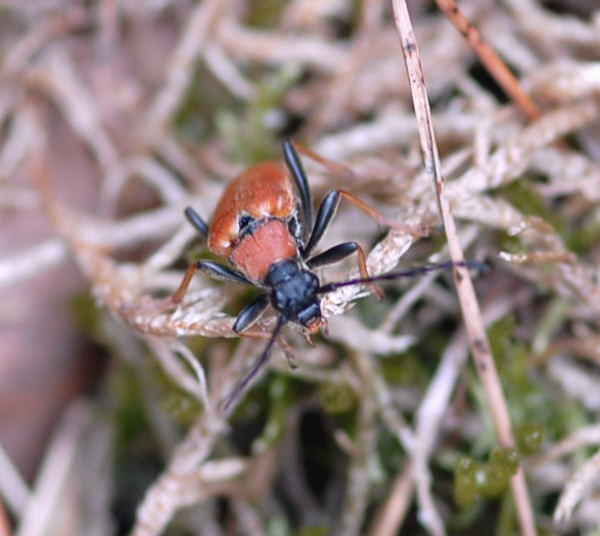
[283,139,313,235]
[140,207,211,309]
[302,189,340,258]
[307,241,358,269]
[169,263,200,303]
[171,260,252,304]
[292,140,357,182]
[337,189,426,236]
[236,321,298,368]
[196,260,253,285]
[308,241,384,299]
[278,336,298,369]
[287,141,428,237]
[303,188,426,261]
[184,206,209,239]
[233,294,269,333]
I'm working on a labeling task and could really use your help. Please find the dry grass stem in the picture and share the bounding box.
[366,461,414,536]
[15,403,92,536]
[0,442,30,517]
[434,0,540,119]
[392,0,537,534]
[554,449,600,526]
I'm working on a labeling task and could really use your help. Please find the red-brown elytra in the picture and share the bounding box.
[171,140,479,410]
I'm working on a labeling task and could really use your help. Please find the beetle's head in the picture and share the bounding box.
[265,259,323,332]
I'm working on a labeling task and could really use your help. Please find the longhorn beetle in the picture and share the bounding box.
[169,140,477,410]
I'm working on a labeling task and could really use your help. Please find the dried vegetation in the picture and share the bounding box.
[1,0,600,535]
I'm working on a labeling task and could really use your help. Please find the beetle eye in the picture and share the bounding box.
[287,214,302,240]
[238,213,254,231]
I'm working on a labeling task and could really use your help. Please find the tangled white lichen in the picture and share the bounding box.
[1,1,600,535]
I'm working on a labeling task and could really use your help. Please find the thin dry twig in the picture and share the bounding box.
[531,426,600,468]
[338,373,377,536]
[434,0,540,119]
[0,499,10,536]
[366,462,414,536]
[391,1,536,534]
[0,238,67,289]
[0,442,30,518]
[554,449,600,526]
[15,402,92,536]
[144,0,223,143]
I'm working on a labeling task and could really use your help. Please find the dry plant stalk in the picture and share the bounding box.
[434,0,541,120]
[391,1,537,534]
[0,1,599,535]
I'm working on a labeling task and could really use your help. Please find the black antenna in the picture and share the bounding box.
[222,316,287,412]
[318,260,486,294]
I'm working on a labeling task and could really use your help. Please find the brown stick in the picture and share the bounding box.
[0,499,11,536]
[366,462,414,536]
[391,1,538,535]
[434,0,540,120]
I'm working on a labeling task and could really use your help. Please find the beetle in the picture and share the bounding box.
[168,140,474,409]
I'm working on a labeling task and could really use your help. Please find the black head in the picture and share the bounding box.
[264,259,323,331]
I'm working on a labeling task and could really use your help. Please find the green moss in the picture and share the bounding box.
[454,456,480,507]
[246,0,287,28]
[318,382,357,414]
[376,426,405,475]
[453,448,520,508]
[175,63,237,143]
[217,65,302,165]
[485,314,537,418]
[478,464,509,498]
[70,292,102,340]
[355,294,390,328]
[379,352,426,387]
[487,314,517,364]
[251,376,296,454]
[532,296,570,354]
[297,526,330,536]
[268,516,292,536]
[564,211,600,255]
[489,447,520,474]
[148,356,203,427]
[497,180,557,224]
[495,488,516,536]
[481,306,593,459]
[516,423,545,455]
[111,362,149,449]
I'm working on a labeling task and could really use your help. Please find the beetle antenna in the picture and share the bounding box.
[318,260,486,294]
[222,315,287,412]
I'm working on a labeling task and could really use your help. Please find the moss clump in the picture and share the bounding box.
[454,447,521,507]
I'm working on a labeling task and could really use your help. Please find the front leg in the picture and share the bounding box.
[305,189,425,259]
[302,190,340,259]
[307,242,383,299]
[303,191,385,296]
[306,242,359,269]
[233,294,269,333]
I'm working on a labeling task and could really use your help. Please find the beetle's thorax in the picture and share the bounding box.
[230,219,299,282]
[265,258,323,332]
